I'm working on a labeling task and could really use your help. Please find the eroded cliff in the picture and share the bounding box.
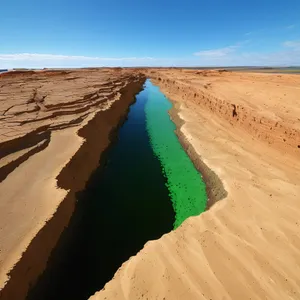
[0,69,145,299]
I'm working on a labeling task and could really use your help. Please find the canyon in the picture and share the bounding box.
[92,69,300,300]
[0,68,145,299]
[0,68,300,300]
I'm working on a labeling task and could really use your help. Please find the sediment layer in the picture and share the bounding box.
[148,69,300,156]
[91,69,300,300]
[0,69,145,299]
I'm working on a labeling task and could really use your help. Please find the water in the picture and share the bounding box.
[145,80,207,228]
[28,80,207,300]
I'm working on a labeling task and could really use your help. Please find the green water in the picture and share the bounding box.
[145,80,207,228]
[27,79,207,300]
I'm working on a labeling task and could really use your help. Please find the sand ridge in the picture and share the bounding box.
[91,69,300,300]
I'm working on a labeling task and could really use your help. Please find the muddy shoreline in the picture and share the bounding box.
[0,75,146,300]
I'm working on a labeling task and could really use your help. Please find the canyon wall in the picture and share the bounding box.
[91,69,300,300]
[0,69,145,299]
[147,69,300,157]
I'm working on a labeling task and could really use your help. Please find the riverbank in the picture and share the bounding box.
[26,78,176,300]
[167,95,227,209]
[91,69,300,300]
[0,69,145,299]
[144,81,207,228]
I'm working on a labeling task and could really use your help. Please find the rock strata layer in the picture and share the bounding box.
[91,69,300,300]
[0,68,145,299]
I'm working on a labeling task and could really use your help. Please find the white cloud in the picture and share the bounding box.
[286,24,295,29]
[193,40,300,66]
[194,45,238,58]
[283,40,300,49]
[194,41,249,59]
[237,50,300,66]
[2,43,300,69]
[0,53,156,69]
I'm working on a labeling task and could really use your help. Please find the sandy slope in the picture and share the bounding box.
[91,70,300,300]
[0,69,144,299]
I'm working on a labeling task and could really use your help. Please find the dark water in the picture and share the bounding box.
[28,82,174,300]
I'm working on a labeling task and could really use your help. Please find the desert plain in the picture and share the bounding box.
[0,68,300,300]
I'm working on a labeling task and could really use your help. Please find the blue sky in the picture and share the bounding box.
[1,0,300,68]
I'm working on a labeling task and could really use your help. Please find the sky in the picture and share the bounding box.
[1,0,300,68]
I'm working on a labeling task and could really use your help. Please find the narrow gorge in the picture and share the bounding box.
[1,68,300,300]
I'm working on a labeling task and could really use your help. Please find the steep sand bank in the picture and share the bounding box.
[0,69,145,299]
[168,102,227,209]
[91,69,300,300]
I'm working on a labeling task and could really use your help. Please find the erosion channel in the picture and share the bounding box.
[28,79,207,300]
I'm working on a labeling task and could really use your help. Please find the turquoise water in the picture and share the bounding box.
[145,80,207,228]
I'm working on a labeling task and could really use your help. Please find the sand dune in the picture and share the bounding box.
[0,69,145,299]
[91,70,300,300]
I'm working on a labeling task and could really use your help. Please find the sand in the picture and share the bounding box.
[91,69,300,300]
[0,69,145,299]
